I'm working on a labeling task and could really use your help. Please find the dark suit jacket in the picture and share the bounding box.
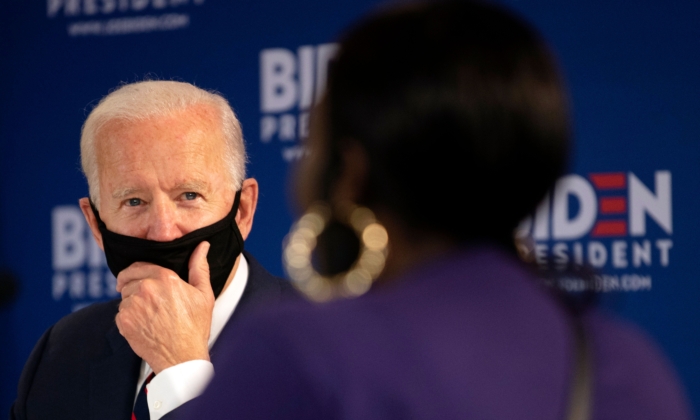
[11,251,295,420]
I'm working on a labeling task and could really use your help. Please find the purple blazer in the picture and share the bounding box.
[179,246,693,420]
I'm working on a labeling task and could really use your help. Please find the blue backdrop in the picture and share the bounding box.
[1,0,698,416]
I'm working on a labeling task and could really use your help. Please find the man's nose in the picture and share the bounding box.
[146,201,183,242]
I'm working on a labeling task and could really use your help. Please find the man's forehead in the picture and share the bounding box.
[95,109,224,154]
[93,105,230,190]
[98,104,220,135]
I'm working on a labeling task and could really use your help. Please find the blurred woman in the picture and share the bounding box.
[180,1,692,419]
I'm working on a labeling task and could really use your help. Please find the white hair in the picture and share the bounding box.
[80,80,246,209]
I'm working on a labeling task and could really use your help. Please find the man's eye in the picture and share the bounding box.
[184,192,198,200]
[126,198,142,207]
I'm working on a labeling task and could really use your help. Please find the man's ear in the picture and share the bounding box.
[236,179,259,241]
[79,197,104,251]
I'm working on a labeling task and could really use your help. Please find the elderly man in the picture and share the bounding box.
[12,81,294,420]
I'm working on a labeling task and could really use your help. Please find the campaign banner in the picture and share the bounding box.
[0,0,698,414]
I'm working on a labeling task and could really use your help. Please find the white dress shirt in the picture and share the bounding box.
[132,255,249,420]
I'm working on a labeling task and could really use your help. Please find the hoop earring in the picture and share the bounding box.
[283,201,389,302]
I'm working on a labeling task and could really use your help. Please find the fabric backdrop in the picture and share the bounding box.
[1,0,698,415]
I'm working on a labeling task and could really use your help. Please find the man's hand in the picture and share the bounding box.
[115,242,215,374]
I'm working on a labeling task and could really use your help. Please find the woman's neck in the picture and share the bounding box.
[374,208,459,282]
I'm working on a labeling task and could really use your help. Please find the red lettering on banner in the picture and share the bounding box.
[591,220,627,237]
[590,173,626,189]
[599,197,627,214]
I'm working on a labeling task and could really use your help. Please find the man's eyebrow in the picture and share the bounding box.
[174,180,209,192]
[110,181,209,200]
[112,187,142,200]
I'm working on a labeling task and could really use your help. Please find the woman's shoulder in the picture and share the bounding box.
[584,310,694,419]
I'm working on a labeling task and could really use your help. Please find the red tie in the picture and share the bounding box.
[132,371,156,420]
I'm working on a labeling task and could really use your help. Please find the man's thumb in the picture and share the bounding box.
[189,241,212,294]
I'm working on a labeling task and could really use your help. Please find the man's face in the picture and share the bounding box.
[90,104,235,242]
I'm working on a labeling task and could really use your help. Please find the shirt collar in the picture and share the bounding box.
[209,254,249,348]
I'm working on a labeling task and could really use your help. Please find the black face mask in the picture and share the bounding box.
[90,190,244,298]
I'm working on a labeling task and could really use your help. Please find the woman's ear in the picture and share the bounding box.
[293,102,329,211]
[331,140,369,205]
[294,95,368,209]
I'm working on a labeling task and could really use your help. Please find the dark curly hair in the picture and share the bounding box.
[319,0,571,248]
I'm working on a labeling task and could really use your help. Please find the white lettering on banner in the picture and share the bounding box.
[52,273,67,300]
[552,274,652,293]
[47,0,203,37]
[314,44,337,102]
[51,204,117,310]
[279,114,296,141]
[612,240,628,268]
[656,239,673,266]
[259,44,338,161]
[298,112,310,139]
[69,271,85,298]
[48,0,204,17]
[67,13,189,36]
[518,170,674,292]
[52,206,87,270]
[532,239,671,270]
[298,46,315,110]
[261,49,298,113]
[519,171,673,242]
[588,241,607,268]
[629,171,672,236]
[552,242,568,268]
[281,146,308,162]
[260,116,277,144]
[632,240,651,267]
[552,175,597,241]
[533,193,550,240]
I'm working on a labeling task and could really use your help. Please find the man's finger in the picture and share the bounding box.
[188,241,212,294]
[120,279,143,299]
[116,263,175,292]
[116,264,153,292]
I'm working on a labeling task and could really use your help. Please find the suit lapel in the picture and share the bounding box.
[210,251,295,360]
[89,324,141,420]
